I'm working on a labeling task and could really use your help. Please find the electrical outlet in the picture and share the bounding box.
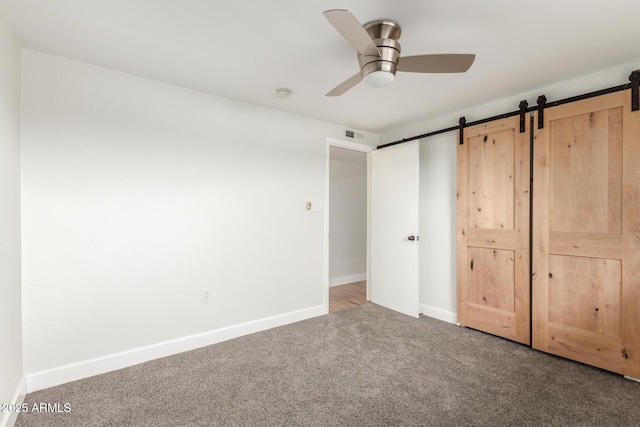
[201,287,211,304]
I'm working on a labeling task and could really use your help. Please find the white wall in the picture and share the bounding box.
[418,133,457,323]
[0,5,24,426]
[382,60,640,145]
[329,155,367,286]
[384,59,640,323]
[20,50,370,388]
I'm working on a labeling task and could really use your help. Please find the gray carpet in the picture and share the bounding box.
[15,304,640,426]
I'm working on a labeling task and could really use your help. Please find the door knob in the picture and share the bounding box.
[408,235,415,241]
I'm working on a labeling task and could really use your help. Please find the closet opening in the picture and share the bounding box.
[327,144,369,313]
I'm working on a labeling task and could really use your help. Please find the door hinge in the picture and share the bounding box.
[470,260,474,271]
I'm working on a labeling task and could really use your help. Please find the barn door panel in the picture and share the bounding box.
[457,116,531,344]
[532,90,640,377]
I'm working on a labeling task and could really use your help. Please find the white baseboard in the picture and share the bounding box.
[625,375,640,383]
[419,304,457,324]
[329,273,366,287]
[26,305,325,393]
[0,377,27,427]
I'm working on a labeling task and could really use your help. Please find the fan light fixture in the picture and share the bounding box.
[363,70,395,88]
[322,10,476,97]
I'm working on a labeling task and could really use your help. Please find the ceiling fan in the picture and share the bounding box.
[323,9,476,96]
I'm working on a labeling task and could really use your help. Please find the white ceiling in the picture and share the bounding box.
[2,0,639,134]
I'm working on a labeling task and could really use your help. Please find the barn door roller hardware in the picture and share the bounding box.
[458,117,466,145]
[536,95,547,130]
[519,100,528,133]
[630,70,639,112]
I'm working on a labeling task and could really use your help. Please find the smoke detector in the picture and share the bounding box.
[275,88,292,99]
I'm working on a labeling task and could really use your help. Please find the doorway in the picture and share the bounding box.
[326,140,372,313]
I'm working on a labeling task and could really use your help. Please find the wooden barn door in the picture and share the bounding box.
[532,90,640,378]
[457,116,531,344]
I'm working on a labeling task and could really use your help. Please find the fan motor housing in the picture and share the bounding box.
[358,20,402,78]
[364,20,401,40]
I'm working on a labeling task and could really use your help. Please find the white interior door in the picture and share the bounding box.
[370,141,420,317]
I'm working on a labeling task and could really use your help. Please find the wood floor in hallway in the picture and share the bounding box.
[329,281,368,313]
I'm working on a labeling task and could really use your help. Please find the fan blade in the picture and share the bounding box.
[323,9,380,58]
[397,54,476,73]
[326,72,363,97]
